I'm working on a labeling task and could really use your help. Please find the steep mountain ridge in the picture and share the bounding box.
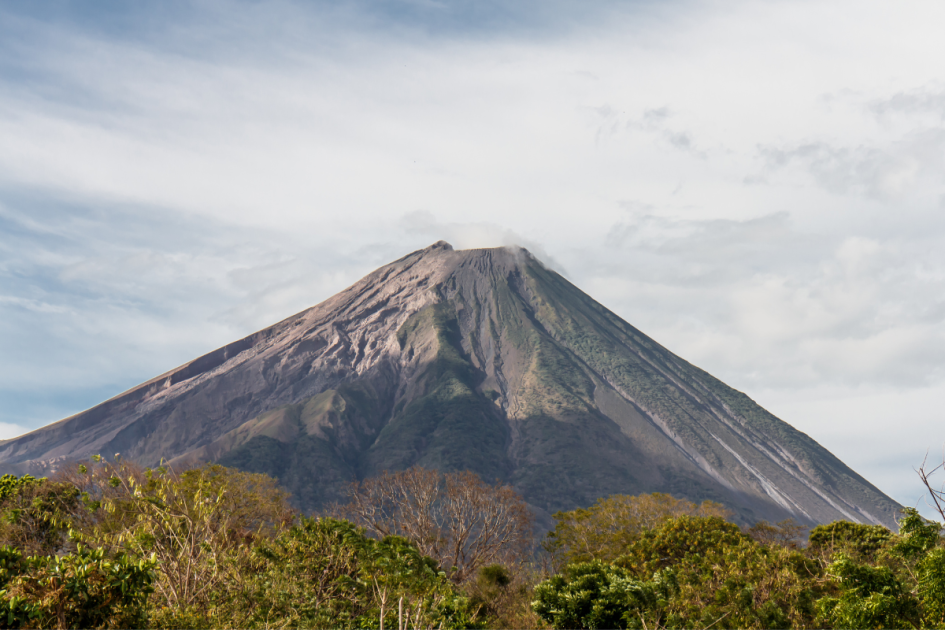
[0,242,901,527]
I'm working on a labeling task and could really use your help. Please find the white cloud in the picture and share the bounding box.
[0,423,29,441]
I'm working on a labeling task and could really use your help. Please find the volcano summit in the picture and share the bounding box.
[0,242,900,527]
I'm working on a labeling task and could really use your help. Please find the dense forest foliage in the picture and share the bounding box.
[1,458,944,629]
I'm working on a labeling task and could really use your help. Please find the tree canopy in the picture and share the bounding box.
[1,457,945,629]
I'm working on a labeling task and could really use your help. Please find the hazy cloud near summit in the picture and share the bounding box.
[2,0,945,514]
[399,211,568,275]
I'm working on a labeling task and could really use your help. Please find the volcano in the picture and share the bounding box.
[0,242,900,527]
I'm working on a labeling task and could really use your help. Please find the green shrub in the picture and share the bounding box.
[0,544,154,629]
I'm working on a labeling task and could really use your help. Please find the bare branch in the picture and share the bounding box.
[336,467,533,583]
[917,449,945,522]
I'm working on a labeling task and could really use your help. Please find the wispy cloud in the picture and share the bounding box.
[869,86,945,120]
[755,130,945,200]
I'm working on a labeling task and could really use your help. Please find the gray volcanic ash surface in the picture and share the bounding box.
[0,241,901,527]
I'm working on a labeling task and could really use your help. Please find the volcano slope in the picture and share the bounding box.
[0,242,900,527]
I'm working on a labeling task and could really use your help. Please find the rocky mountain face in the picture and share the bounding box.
[0,242,901,527]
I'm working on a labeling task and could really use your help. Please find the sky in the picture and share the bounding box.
[2,0,945,518]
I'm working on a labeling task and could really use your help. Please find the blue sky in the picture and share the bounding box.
[3,0,945,517]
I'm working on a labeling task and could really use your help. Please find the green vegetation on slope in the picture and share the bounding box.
[366,302,512,482]
[521,260,734,476]
[515,257,898,525]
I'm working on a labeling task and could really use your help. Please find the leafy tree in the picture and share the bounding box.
[544,493,730,566]
[62,458,294,627]
[918,547,945,628]
[801,509,945,629]
[887,508,945,628]
[893,507,942,560]
[0,466,479,628]
[536,514,826,629]
[532,560,669,630]
[360,532,474,630]
[815,553,919,629]
[245,517,476,629]
[808,520,894,563]
[0,476,40,504]
[617,515,747,577]
[0,544,155,629]
[0,475,82,556]
[661,536,824,629]
[248,517,364,627]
